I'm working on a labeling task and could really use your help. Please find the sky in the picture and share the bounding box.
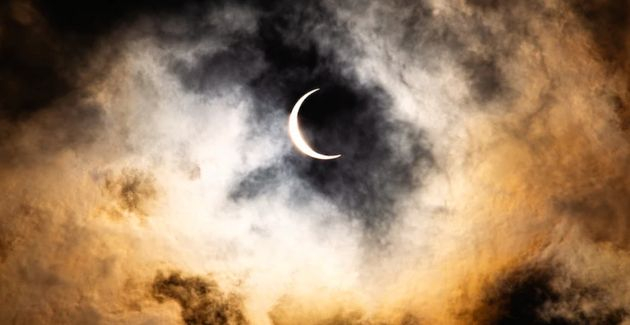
[1,0,630,324]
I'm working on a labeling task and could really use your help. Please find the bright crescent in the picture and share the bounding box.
[288,89,341,160]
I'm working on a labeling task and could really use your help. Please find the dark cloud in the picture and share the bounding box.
[570,0,629,68]
[165,1,437,230]
[462,56,506,103]
[0,0,71,120]
[472,263,627,325]
[171,43,264,94]
[102,168,157,219]
[0,0,206,121]
[33,0,199,37]
[152,271,248,325]
[570,0,630,135]
[377,0,521,104]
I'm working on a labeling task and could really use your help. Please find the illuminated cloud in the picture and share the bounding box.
[1,0,629,324]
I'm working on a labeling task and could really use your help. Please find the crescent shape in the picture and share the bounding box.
[288,88,341,160]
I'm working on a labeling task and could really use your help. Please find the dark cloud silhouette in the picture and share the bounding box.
[152,271,248,325]
[473,263,627,325]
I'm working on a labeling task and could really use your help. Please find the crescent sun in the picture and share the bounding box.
[288,88,341,160]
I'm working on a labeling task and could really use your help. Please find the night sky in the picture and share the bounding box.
[1,0,630,324]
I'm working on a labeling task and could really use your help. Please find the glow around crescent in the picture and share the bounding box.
[288,88,341,160]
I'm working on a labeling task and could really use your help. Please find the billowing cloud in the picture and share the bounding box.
[1,0,629,324]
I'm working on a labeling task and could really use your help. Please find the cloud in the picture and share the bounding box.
[471,262,627,324]
[152,271,248,325]
[101,168,158,219]
[1,0,630,324]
